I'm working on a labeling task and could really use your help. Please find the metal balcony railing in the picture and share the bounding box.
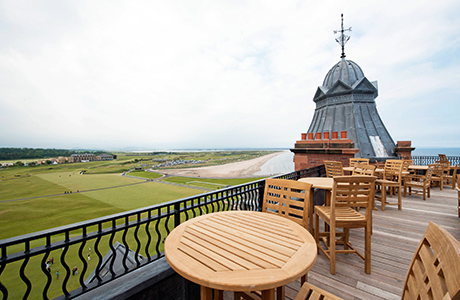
[0,166,325,300]
[411,155,460,166]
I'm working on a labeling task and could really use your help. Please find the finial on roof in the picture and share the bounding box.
[333,13,352,58]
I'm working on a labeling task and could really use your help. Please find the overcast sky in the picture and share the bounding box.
[1,0,459,150]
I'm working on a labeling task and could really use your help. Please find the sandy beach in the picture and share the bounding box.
[160,151,288,178]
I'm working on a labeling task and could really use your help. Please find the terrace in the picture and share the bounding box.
[0,157,459,300]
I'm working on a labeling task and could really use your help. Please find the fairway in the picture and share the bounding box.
[36,172,143,191]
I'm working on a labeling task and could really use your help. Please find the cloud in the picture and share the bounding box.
[0,0,459,149]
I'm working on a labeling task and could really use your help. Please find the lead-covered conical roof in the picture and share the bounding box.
[322,58,365,89]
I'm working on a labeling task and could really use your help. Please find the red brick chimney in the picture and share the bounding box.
[291,131,360,170]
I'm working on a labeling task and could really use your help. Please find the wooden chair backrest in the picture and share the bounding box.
[263,179,312,229]
[324,161,344,178]
[438,154,449,163]
[424,166,435,183]
[402,159,413,171]
[383,160,404,183]
[349,158,370,167]
[331,176,376,219]
[402,222,460,300]
[429,163,445,177]
[352,164,376,176]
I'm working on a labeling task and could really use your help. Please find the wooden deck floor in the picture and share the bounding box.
[224,185,460,300]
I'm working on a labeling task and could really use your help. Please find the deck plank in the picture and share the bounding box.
[223,186,460,300]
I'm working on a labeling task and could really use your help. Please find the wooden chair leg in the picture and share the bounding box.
[261,289,275,300]
[381,184,386,211]
[343,228,349,250]
[397,186,402,210]
[365,224,371,274]
[315,214,320,251]
[330,223,336,275]
[276,286,285,300]
[301,274,307,285]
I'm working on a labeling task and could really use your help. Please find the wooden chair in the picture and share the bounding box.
[429,163,445,190]
[375,160,404,210]
[444,163,458,189]
[349,158,369,167]
[403,166,434,200]
[314,176,376,274]
[324,161,344,178]
[401,222,460,299]
[294,222,460,300]
[352,163,376,176]
[235,178,312,300]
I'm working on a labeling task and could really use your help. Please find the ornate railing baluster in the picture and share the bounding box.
[94,224,103,283]
[41,236,52,299]
[78,227,88,291]
[59,233,70,298]
[134,213,141,267]
[21,241,32,299]
[108,220,117,278]
[121,217,129,272]
[0,246,7,299]
[144,210,152,261]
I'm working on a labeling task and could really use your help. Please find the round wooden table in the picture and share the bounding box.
[165,211,317,300]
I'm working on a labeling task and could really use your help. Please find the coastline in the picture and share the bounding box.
[160,151,288,178]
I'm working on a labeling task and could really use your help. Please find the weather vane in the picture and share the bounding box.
[333,14,352,58]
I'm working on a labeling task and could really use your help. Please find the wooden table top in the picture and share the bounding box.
[164,211,317,293]
[298,177,333,190]
[409,165,429,170]
[343,166,384,173]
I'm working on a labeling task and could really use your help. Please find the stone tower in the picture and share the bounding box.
[306,57,396,160]
[305,15,396,160]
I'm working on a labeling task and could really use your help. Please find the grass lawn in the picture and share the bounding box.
[0,194,123,239]
[0,152,274,300]
[126,170,164,179]
[82,181,202,211]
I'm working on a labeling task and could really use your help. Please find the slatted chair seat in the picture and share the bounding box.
[316,207,367,225]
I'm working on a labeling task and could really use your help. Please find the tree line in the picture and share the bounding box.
[0,148,106,160]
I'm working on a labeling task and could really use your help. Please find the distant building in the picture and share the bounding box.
[96,153,114,161]
[69,153,96,163]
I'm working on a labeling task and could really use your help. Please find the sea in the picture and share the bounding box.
[255,151,295,175]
